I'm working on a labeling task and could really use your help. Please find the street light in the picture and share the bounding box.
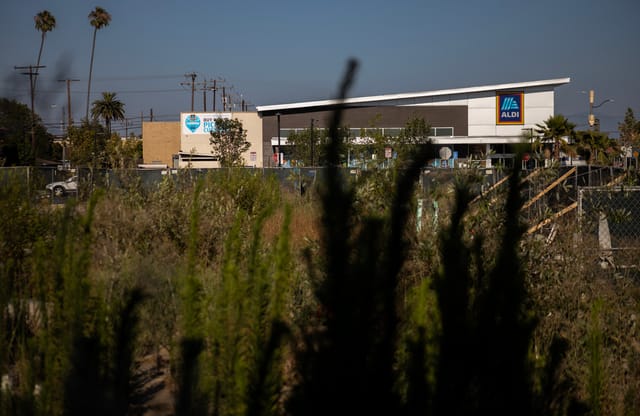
[276,112,281,167]
[587,89,614,130]
[593,98,614,108]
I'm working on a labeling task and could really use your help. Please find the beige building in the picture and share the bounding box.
[142,121,180,167]
[142,112,263,168]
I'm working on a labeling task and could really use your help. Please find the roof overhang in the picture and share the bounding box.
[256,77,571,114]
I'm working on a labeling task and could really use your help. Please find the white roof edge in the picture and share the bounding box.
[256,77,571,112]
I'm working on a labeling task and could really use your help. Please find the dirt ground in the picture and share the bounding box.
[129,348,174,416]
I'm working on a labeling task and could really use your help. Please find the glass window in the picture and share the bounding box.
[279,128,294,138]
[429,127,454,137]
[435,127,454,136]
[383,128,401,137]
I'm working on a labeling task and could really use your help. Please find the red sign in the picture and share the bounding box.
[273,153,278,163]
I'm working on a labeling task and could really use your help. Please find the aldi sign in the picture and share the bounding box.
[496,92,524,125]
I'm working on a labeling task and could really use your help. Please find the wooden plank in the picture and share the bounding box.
[470,168,543,205]
[527,202,578,234]
[522,167,576,210]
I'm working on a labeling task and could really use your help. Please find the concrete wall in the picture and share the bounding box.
[233,112,263,167]
[142,121,180,166]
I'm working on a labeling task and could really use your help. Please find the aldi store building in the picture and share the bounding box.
[256,78,570,168]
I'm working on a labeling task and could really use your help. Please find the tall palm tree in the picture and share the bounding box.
[34,10,56,94]
[26,10,57,162]
[535,114,576,161]
[85,6,111,120]
[91,92,125,137]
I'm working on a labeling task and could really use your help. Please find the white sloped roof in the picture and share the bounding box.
[256,77,570,112]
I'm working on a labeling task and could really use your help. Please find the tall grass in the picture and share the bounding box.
[174,175,293,416]
[0,186,144,415]
[3,63,640,415]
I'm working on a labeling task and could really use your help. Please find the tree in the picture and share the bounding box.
[91,91,125,137]
[618,108,640,149]
[0,98,55,166]
[287,126,326,167]
[394,116,431,162]
[287,125,357,167]
[574,130,619,165]
[535,114,575,160]
[67,118,109,167]
[105,135,142,169]
[209,117,250,167]
[85,7,111,120]
[33,10,56,95]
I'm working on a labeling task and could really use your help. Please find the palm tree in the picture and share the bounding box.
[85,7,111,120]
[535,114,576,161]
[34,10,56,94]
[25,10,57,162]
[91,92,125,137]
[575,130,618,165]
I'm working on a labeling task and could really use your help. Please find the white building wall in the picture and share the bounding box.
[467,92,497,136]
[411,86,556,139]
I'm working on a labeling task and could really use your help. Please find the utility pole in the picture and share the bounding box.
[222,86,226,111]
[202,79,207,112]
[212,79,217,111]
[181,72,197,112]
[277,112,281,167]
[587,89,614,132]
[310,118,315,166]
[588,89,595,129]
[15,65,45,162]
[58,78,80,131]
[209,77,226,112]
[200,79,221,112]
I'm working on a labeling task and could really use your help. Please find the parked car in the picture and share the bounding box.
[45,176,78,197]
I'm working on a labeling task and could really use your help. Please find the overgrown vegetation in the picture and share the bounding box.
[2,64,640,416]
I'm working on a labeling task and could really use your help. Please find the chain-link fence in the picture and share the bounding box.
[578,186,640,270]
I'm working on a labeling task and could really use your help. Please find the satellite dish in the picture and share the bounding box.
[439,147,452,160]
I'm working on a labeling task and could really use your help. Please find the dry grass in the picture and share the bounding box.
[262,192,321,252]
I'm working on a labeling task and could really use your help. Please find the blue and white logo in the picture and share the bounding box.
[185,114,201,133]
[500,97,520,112]
[497,93,523,124]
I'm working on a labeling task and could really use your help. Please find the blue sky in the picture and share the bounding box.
[1,0,639,137]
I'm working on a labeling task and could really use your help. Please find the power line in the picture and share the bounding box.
[91,74,185,81]
[0,87,185,95]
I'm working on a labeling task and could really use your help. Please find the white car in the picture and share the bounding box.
[46,176,78,197]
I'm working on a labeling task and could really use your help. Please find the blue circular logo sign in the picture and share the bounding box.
[185,114,201,133]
